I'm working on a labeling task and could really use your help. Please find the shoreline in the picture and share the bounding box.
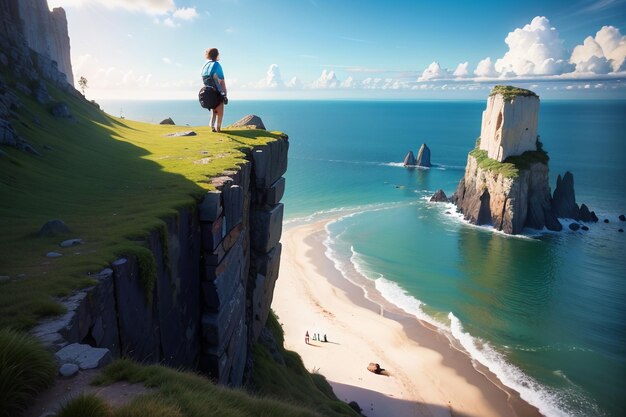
[272,218,543,417]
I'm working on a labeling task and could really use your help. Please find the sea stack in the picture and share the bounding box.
[451,86,561,234]
[416,143,431,167]
[403,150,417,166]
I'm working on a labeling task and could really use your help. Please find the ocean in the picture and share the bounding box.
[99,98,626,417]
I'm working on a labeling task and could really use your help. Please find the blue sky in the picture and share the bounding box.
[48,0,626,99]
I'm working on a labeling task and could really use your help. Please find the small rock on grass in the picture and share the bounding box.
[46,252,63,258]
[60,238,83,248]
[0,276,9,283]
[38,219,70,237]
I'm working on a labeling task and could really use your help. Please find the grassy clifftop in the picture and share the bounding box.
[0,73,283,331]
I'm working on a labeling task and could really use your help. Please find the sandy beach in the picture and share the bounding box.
[272,218,543,417]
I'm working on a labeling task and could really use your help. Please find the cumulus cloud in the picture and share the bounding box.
[453,62,470,77]
[286,76,302,89]
[418,62,449,81]
[474,57,498,77]
[173,7,198,20]
[257,64,284,88]
[162,17,178,27]
[571,26,626,73]
[494,16,574,76]
[310,70,340,88]
[340,76,358,88]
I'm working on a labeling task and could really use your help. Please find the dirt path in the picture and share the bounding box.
[24,369,154,417]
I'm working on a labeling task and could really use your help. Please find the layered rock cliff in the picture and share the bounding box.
[0,0,74,87]
[32,137,289,386]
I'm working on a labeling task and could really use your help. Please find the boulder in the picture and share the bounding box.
[403,150,416,166]
[50,101,71,118]
[590,211,599,222]
[55,343,112,370]
[416,143,431,167]
[619,214,625,221]
[38,219,70,236]
[619,229,624,233]
[581,225,589,231]
[46,252,62,258]
[229,114,266,130]
[429,189,449,202]
[604,219,609,223]
[552,172,579,219]
[160,117,175,125]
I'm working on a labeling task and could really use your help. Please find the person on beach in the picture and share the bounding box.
[201,47,228,132]
[305,331,310,344]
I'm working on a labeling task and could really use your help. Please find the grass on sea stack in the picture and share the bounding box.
[489,85,538,101]
[0,70,285,331]
[469,147,549,179]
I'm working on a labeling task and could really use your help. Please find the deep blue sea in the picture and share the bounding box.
[100,99,626,417]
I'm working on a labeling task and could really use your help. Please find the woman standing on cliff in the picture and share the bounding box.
[201,48,228,132]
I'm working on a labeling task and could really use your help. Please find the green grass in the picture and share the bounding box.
[0,71,285,330]
[92,359,325,417]
[0,329,57,417]
[56,393,114,417]
[489,85,538,101]
[469,147,549,179]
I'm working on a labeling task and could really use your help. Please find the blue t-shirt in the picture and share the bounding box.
[201,61,224,80]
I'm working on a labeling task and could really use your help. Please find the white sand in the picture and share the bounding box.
[273,219,541,417]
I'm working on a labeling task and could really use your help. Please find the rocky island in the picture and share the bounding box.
[448,85,597,235]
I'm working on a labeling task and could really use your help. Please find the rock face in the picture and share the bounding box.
[17,0,74,85]
[31,136,290,387]
[552,172,579,219]
[160,117,175,125]
[479,87,539,162]
[416,143,431,167]
[403,151,416,166]
[452,153,560,234]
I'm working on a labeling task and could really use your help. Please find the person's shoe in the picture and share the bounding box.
[211,127,216,132]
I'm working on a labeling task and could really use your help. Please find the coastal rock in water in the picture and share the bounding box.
[430,189,449,202]
[229,114,266,130]
[416,143,431,167]
[619,214,625,221]
[403,150,417,166]
[569,223,581,231]
[160,117,175,125]
[578,204,596,223]
[479,86,539,162]
[552,172,579,219]
[581,225,589,231]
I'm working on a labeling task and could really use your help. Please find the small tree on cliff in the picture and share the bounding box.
[78,76,88,96]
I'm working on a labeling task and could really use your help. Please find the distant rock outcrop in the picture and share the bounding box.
[430,189,448,202]
[403,150,417,166]
[416,143,431,167]
[229,114,266,130]
[160,117,175,125]
[449,86,597,235]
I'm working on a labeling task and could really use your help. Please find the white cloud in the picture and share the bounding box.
[163,17,178,28]
[257,64,284,88]
[453,62,470,77]
[494,16,574,76]
[286,76,302,89]
[571,26,626,73]
[418,61,449,81]
[340,76,358,88]
[310,69,340,88]
[474,57,498,77]
[49,0,176,15]
[173,7,198,20]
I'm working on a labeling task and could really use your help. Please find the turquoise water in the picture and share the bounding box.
[101,99,626,417]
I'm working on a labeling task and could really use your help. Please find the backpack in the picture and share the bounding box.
[199,62,222,110]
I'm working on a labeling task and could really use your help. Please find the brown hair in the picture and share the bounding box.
[205,48,219,60]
